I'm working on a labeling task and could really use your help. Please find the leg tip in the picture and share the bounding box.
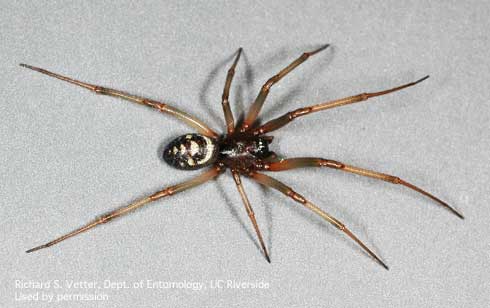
[453,209,465,220]
[25,244,47,253]
[416,75,430,83]
[310,44,330,55]
[19,63,38,71]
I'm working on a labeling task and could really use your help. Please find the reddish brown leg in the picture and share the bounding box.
[221,48,242,134]
[231,170,271,262]
[251,76,429,135]
[240,44,330,131]
[26,167,223,253]
[248,172,388,270]
[20,64,218,138]
[262,158,463,219]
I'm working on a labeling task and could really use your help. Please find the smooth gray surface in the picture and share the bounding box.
[1,1,489,307]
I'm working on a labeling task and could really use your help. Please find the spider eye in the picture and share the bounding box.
[163,134,218,170]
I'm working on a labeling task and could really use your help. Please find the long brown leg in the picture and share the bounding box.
[251,76,429,135]
[240,44,330,131]
[231,170,271,262]
[20,64,218,138]
[248,172,389,270]
[26,167,223,253]
[261,158,463,219]
[221,48,242,134]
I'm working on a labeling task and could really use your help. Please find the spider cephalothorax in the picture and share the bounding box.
[218,135,275,172]
[22,45,463,269]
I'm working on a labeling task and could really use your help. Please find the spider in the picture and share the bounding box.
[21,45,463,269]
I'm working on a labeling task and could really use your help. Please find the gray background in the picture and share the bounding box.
[1,1,489,307]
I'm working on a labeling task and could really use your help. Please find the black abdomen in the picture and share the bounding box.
[163,134,218,170]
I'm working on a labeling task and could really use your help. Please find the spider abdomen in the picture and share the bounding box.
[163,134,218,170]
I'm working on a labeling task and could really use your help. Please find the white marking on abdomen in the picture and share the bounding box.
[198,136,215,165]
[190,141,199,156]
[179,144,186,155]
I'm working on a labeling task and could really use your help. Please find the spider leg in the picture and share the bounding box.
[221,48,242,134]
[248,171,389,270]
[26,167,223,253]
[231,170,271,263]
[19,64,218,138]
[261,158,464,219]
[240,44,330,131]
[252,76,429,135]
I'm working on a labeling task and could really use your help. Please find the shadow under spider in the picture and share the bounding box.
[212,178,264,255]
[199,45,335,131]
[198,51,244,132]
[262,172,386,266]
[248,45,335,127]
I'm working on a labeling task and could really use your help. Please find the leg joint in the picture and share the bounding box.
[320,159,344,169]
[390,176,402,184]
[287,190,306,203]
[143,99,164,109]
[93,86,104,94]
[99,214,113,224]
[255,127,265,135]
[260,163,270,170]
[150,189,172,200]
[289,107,312,120]
[264,76,280,90]
[240,124,249,132]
